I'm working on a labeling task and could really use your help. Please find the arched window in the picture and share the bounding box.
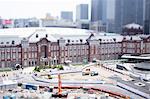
[29,61,31,66]
[6,42,9,44]
[35,61,37,65]
[32,61,34,66]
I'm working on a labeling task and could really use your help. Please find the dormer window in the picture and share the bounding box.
[36,34,38,38]
[80,39,83,43]
[139,27,141,30]
[46,34,48,38]
[123,37,126,40]
[130,37,133,40]
[68,40,70,43]
[12,40,15,44]
[113,38,116,42]
[99,39,102,42]
[1,42,4,44]
[6,42,9,44]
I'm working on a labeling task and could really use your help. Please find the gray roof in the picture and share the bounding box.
[0,27,148,45]
[117,78,150,97]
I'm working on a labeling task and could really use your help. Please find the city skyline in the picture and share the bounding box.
[0,0,91,19]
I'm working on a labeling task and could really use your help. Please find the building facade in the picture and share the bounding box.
[122,23,143,36]
[115,0,144,33]
[91,0,115,32]
[76,4,89,21]
[61,11,73,21]
[144,0,150,34]
[0,27,150,68]
[90,21,106,32]
[91,0,107,23]
[14,18,40,28]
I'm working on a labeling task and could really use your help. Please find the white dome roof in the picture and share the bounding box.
[124,23,143,29]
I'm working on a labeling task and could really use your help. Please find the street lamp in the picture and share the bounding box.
[113,38,116,60]
[48,57,52,66]
[99,39,102,60]
[40,57,45,67]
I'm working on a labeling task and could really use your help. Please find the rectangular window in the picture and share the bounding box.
[28,53,31,58]
[2,53,5,59]
[19,53,21,59]
[32,53,34,58]
[19,48,21,52]
[13,53,16,59]
[13,48,16,52]
[24,53,27,59]
[35,53,37,58]
[7,53,10,59]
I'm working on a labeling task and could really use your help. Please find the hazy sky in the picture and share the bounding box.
[0,0,91,19]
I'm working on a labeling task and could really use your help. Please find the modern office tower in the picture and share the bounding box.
[144,0,150,34]
[76,4,89,21]
[91,0,116,32]
[91,0,107,23]
[76,4,89,29]
[61,11,73,21]
[115,0,144,33]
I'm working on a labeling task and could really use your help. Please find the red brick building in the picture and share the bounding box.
[0,27,150,68]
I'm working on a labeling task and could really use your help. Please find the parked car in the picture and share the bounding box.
[90,71,98,76]
[82,69,91,76]
[82,68,98,76]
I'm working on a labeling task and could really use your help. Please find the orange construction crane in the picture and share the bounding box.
[58,73,62,95]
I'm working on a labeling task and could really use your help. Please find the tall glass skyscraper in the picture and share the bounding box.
[144,0,150,34]
[115,0,144,33]
[91,0,107,23]
[76,4,89,21]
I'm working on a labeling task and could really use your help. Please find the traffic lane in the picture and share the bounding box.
[17,78,145,99]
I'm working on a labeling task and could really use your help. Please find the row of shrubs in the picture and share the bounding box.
[49,65,64,70]
[0,68,12,72]
[34,65,64,72]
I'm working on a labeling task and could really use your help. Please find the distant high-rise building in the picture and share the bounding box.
[14,18,39,28]
[76,4,89,21]
[91,0,115,32]
[0,18,2,28]
[115,0,144,33]
[144,0,150,34]
[61,11,73,21]
[76,4,89,29]
[91,0,107,23]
